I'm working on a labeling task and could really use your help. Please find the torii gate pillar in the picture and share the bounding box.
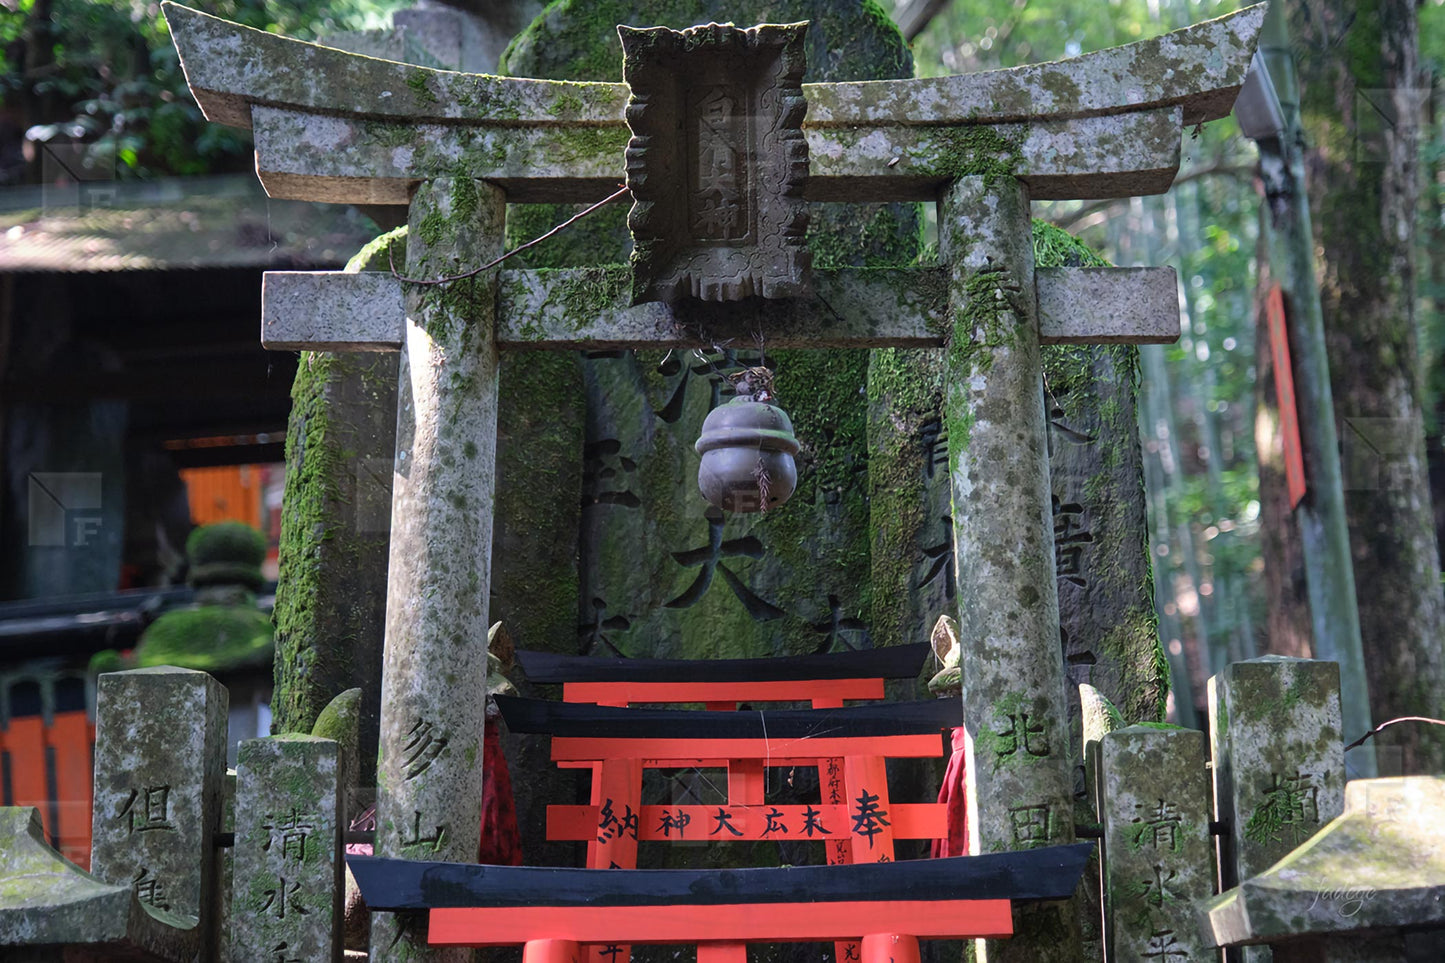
[941,173,1080,956]
[372,178,505,961]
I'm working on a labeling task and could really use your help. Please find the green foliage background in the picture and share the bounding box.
[0,0,396,180]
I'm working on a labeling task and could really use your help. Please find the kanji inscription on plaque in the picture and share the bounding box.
[619,21,810,302]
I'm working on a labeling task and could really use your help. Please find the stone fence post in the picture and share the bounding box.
[231,734,344,962]
[1209,657,1346,963]
[1097,724,1214,962]
[90,666,228,959]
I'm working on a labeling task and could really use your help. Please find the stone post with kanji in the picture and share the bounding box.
[1209,656,1346,963]
[90,666,228,951]
[370,177,507,963]
[942,174,1079,962]
[231,734,344,962]
[1098,725,1214,962]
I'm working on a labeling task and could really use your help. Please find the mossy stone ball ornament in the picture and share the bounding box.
[121,521,275,674]
[187,520,267,590]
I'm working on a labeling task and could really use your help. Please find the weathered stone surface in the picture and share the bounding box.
[1099,725,1213,963]
[311,688,364,796]
[1049,336,1169,731]
[808,108,1182,202]
[165,2,1263,208]
[163,2,626,130]
[499,266,938,347]
[941,175,1078,962]
[1037,266,1179,344]
[621,22,811,302]
[231,735,343,963]
[1203,776,1445,948]
[262,266,1178,352]
[1209,656,1346,963]
[91,666,227,942]
[264,270,405,351]
[1037,224,1170,802]
[251,105,628,206]
[806,4,1266,128]
[0,806,199,959]
[369,178,505,963]
[271,232,401,792]
[248,103,1182,207]
[866,340,950,654]
[164,1,1263,131]
[1037,223,1170,825]
[1078,684,1123,806]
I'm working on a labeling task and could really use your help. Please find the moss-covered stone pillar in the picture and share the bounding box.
[370,178,504,963]
[272,229,402,789]
[231,734,344,962]
[940,175,1079,962]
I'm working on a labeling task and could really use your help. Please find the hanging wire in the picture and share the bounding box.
[387,184,630,285]
[1344,715,1445,752]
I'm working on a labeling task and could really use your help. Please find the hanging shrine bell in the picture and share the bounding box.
[695,367,799,513]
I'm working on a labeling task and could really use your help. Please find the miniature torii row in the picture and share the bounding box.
[165,4,1263,960]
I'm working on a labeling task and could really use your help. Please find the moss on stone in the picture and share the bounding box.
[270,228,402,782]
[406,68,438,105]
[87,648,126,675]
[915,125,1024,186]
[531,264,632,330]
[492,349,584,657]
[135,605,275,673]
[501,0,912,85]
[187,521,267,589]
[310,688,362,743]
[1034,220,1169,725]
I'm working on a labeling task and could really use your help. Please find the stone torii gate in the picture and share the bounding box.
[165,4,1264,960]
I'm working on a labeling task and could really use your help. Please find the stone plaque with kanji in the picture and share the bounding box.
[620,21,810,303]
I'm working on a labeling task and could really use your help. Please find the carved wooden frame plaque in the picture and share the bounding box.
[619,21,811,303]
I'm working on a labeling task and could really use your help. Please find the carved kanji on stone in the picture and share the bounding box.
[619,22,810,303]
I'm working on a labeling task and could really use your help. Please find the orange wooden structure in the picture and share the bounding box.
[429,898,1013,953]
[347,847,1095,957]
[357,648,1089,963]
[1265,283,1307,509]
[0,675,94,867]
[499,645,947,963]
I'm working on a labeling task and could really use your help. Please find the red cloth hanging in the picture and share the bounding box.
[931,727,968,858]
[479,723,524,865]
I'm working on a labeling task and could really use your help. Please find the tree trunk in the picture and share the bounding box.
[1293,0,1445,774]
[1252,210,1313,660]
